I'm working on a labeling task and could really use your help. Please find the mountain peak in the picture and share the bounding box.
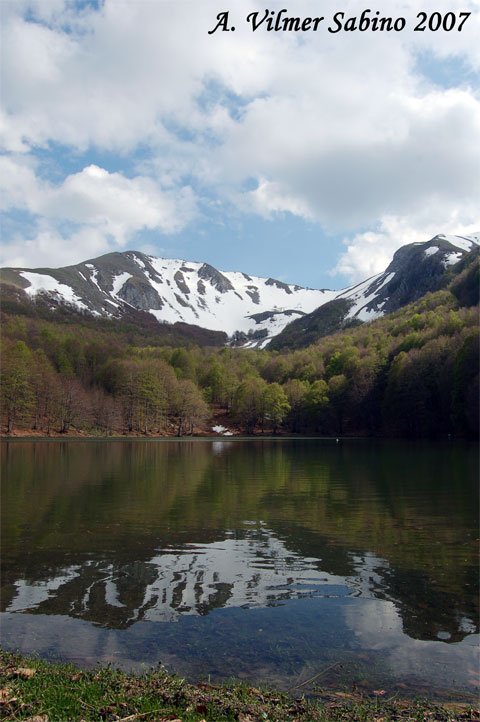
[1,234,477,348]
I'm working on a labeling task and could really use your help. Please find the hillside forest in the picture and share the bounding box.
[1,252,478,439]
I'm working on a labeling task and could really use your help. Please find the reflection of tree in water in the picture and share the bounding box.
[1,439,478,642]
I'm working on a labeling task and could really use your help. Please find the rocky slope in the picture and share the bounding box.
[0,252,337,345]
[1,233,478,347]
[269,234,479,349]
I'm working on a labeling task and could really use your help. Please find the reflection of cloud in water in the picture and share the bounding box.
[348,552,388,596]
[2,612,127,668]
[459,617,476,634]
[344,599,479,685]
[3,527,479,691]
[4,529,478,661]
[346,598,401,649]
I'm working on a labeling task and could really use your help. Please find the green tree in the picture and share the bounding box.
[173,379,210,436]
[303,379,329,432]
[263,383,290,433]
[234,377,267,434]
[284,378,309,433]
[170,348,197,380]
[1,341,33,433]
[29,349,58,431]
[328,374,349,434]
[204,358,227,404]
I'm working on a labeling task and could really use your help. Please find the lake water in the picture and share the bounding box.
[1,438,478,700]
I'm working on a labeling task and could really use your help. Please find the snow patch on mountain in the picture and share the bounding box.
[112,272,132,296]
[337,272,394,322]
[20,272,88,310]
[7,232,478,348]
[137,256,336,339]
[435,234,479,252]
[443,251,463,267]
[85,264,103,293]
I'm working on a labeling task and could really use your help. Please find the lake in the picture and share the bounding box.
[1,438,478,700]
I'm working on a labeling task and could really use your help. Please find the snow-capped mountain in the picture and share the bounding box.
[269,233,479,349]
[1,251,337,345]
[1,233,478,347]
[338,233,480,320]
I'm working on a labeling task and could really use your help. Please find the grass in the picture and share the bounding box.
[0,649,478,722]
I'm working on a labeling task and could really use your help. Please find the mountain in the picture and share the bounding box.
[0,251,337,345]
[269,234,480,349]
[1,233,478,348]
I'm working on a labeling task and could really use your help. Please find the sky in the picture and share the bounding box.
[1,0,479,289]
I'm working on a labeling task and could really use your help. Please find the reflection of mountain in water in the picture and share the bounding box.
[6,526,477,646]
[2,439,478,644]
[7,527,349,627]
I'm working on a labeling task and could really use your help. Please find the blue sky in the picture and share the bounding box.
[1,0,479,288]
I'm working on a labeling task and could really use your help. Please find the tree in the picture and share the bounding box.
[1,341,33,433]
[91,389,121,435]
[283,378,309,433]
[29,349,58,432]
[303,379,329,432]
[451,330,479,437]
[263,383,290,433]
[136,364,165,434]
[57,376,91,433]
[112,358,176,433]
[203,358,227,404]
[172,379,210,436]
[261,356,292,384]
[234,377,267,434]
[170,348,197,380]
[328,374,349,434]
[119,360,139,432]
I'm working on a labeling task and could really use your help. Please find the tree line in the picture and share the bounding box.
[1,261,478,438]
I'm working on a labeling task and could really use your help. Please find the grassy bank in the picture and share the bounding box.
[1,650,478,722]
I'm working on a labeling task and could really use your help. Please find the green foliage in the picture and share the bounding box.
[262,382,290,433]
[409,313,423,331]
[234,376,268,433]
[1,265,478,438]
[303,379,329,431]
[268,298,358,350]
[173,378,210,436]
[0,340,33,433]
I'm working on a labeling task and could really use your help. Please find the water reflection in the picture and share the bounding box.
[1,439,478,696]
[5,527,351,625]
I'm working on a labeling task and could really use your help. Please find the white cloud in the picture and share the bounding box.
[44,165,196,239]
[221,80,480,227]
[246,178,315,219]
[0,158,197,268]
[1,0,479,278]
[1,227,110,270]
[331,215,480,283]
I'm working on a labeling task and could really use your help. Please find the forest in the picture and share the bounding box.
[1,252,478,439]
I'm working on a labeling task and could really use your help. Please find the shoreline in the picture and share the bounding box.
[1,428,470,441]
[1,649,478,721]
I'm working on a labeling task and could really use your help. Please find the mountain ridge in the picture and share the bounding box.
[1,233,478,347]
[270,233,480,349]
